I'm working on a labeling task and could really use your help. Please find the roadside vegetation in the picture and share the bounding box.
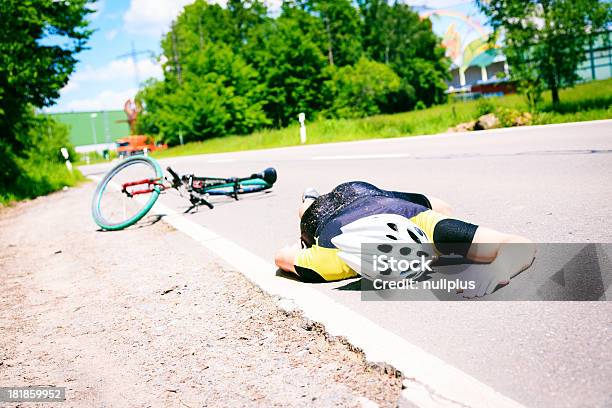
[136,0,450,144]
[0,1,92,206]
[0,113,85,206]
[139,0,610,149]
[2,0,610,202]
[478,0,610,108]
[152,78,612,159]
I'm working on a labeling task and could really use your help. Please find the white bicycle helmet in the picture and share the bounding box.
[331,214,436,282]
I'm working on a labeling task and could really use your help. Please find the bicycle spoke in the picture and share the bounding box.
[92,157,162,230]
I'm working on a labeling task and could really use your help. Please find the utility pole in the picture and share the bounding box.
[130,41,140,86]
[116,42,155,89]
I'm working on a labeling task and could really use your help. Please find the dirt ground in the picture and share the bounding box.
[0,183,403,407]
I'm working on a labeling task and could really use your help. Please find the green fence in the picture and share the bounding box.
[577,30,612,82]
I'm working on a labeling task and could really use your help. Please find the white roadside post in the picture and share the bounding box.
[90,113,98,146]
[298,112,307,144]
[60,147,73,172]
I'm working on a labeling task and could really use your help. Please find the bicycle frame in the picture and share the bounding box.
[121,177,167,197]
[92,155,276,231]
[119,166,276,211]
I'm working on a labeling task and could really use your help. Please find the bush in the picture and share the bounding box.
[495,107,533,127]
[0,111,83,206]
[323,58,402,118]
[414,101,426,111]
[476,98,496,117]
[136,43,270,145]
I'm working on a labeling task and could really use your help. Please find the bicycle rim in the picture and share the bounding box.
[91,156,162,230]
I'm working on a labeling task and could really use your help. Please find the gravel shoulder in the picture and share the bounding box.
[0,183,402,407]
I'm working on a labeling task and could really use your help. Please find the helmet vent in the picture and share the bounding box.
[377,244,392,253]
[333,214,432,281]
[415,227,426,238]
[407,229,422,243]
[387,223,398,231]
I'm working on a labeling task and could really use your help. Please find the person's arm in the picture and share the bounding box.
[426,196,453,216]
[464,227,536,292]
[467,227,535,268]
[413,211,535,297]
[275,243,358,282]
[274,244,300,274]
[433,227,537,298]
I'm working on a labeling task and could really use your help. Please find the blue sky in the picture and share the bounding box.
[47,0,487,113]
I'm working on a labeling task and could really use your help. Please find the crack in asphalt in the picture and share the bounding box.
[402,377,473,408]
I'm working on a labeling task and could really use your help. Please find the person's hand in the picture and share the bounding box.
[454,262,511,298]
[456,243,536,298]
[274,244,301,273]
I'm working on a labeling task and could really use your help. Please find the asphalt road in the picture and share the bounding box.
[82,120,612,408]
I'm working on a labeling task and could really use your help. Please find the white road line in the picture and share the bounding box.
[149,201,525,408]
[79,120,612,172]
[312,153,412,160]
[87,172,525,408]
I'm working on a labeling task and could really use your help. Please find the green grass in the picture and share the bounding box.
[148,78,610,159]
[0,160,86,206]
[76,149,119,165]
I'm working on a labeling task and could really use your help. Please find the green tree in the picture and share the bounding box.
[305,0,363,67]
[162,0,269,82]
[135,79,168,137]
[138,0,451,137]
[138,1,271,143]
[324,58,402,118]
[358,0,394,64]
[244,5,330,127]
[137,43,269,143]
[161,1,232,85]
[226,0,269,52]
[0,0,92,190]
[358,0,450,107]
[478,0,611,105]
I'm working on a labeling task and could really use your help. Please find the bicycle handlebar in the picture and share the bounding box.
[249,167,277,185]
[166,166,182,187]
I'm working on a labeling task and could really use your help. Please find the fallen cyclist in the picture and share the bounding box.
[274,182,536,297]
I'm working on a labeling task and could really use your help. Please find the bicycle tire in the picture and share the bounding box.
[91,156,163,231]
[204,179,271,196]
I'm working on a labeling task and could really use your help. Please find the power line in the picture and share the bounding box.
[116,41,156,88]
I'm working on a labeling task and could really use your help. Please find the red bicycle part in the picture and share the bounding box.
[121,178,167,197]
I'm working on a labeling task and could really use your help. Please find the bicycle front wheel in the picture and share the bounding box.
[91,156,163,230]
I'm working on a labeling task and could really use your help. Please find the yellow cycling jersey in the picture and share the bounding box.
[295,209,452,282]
[295,182,478,283]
